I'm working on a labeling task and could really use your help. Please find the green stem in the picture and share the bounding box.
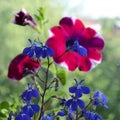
[76,110,79,120]
[34,26,42,34]
[78,98,93,119]
[38,56,51,120]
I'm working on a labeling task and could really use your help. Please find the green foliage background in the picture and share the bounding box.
[0,0,120,119]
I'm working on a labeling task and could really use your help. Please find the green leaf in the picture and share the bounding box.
[34,6,46,27]
[55,66,66,85]
[0,101,10,109]
[0,108,8,118]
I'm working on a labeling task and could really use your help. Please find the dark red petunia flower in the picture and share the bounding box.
[46,17,104,71]
[8,54,40,81]
[14,8,37,27]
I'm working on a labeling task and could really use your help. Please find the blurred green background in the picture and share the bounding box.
[0,0,120,120]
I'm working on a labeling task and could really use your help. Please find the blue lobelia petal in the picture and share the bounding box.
[69,86,77,93]
[35,46,42,58]
[27,49,34,57]
[71,101,77,111]
[15,113,31,120]
[68,113,74,120]
[21,90,32,102]
[93,91,100,98]
[31,104,40,113]
[46,47,54,57]
[22,105,34,117]
[76,89,82,98]
[103,104,108,109]
[93,99,100,106]
[65,99,73,107]
[57,110,65,116]
[27,91,33,100]
[101,93,108,103]
[23,47,31,54]
[77,99,84,109]
[84,110,102,120]
[41,49,47,58]
[81,86,90,94]
[31,89,39,98]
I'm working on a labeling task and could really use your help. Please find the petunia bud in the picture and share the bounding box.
[14,8,37,28]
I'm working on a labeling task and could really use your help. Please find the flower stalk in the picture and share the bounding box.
[38,56,52,120]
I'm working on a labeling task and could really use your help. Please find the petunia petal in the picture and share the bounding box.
[46,37,66,59]
[87,36,104,50]
[57,51,79,71]
[59,17,73,36]
[78,56,92,71]
[88,48,102,62]
[81,27,96,40]
[50,26,68,42]
[73,18,85,34]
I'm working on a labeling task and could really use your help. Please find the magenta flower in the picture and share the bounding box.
[7,54,40,80]
[46,17,104,71]
[14,8,37,27]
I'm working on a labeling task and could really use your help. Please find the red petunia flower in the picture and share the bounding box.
[46,17,104,71]
[8,54,40,80]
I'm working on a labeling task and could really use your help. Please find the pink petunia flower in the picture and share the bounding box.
[8,54,40,80]
[46,17,104,71]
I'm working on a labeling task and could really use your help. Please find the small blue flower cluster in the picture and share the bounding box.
[57,79,108,120]
[8,80,108,120]
[8,84,40,120]
[23,39,54,58]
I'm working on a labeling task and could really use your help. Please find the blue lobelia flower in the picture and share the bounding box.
[40,45,54,58]
[42,114,54,120]
[83,110,102,120]
[69,79,90,98]
[8,111,15,120]
[23,39,42,58]
[22,103,40,117]
[57,108,74,120]
[21,83,39,102]
[23,39,54,59]
[15,112,31,120]
[65,95,84,111]
[92,90,108,108]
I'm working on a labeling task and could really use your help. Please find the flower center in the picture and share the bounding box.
[66,39,87,56]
